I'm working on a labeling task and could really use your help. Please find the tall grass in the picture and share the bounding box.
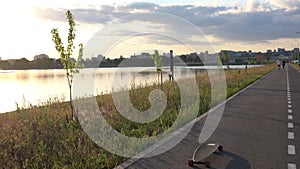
[0,65,274,168]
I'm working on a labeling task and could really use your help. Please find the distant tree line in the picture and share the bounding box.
[178,53,203,65]
[0,56,127,70]
[0,52,207,70]
[0,57,64,70]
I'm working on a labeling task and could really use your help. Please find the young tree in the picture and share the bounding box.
[152,50,163,86]
[216,55,223,70]
[51,10,83,120]
[222,51,229,65]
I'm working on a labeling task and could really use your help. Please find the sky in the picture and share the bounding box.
[0,0,300,60]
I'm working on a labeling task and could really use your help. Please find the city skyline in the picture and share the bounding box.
[0,0,300,60]
[2,46,298,62]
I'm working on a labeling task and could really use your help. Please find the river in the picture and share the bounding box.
[0,65,259,113]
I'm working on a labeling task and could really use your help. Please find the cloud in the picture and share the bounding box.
[245,0,269,12]
[34,1,300,44]
[34,7,115,24]
[267,0,300,11]
[117,2,158,12]
[34,7,66,22]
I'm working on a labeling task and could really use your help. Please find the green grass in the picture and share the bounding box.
[0,64,275,168]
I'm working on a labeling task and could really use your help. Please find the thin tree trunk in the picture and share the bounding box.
[67,74,75,120]
[69,84,74,119]
[160,71,163,87]
[157,73,159,86]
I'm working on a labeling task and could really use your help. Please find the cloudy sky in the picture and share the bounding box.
[0,0,300,60]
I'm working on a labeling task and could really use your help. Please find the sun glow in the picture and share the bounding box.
[0,1,40,59]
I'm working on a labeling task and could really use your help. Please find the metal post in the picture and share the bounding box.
[170,50,174,81]
[294,40,299,60]
[296,32,300,63]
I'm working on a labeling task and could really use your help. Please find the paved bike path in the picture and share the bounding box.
[117,64,300,169]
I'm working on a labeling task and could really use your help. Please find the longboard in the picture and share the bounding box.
[188,143,223,168]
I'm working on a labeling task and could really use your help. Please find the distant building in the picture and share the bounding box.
[90,54,104,62]
[255,55,267,64]
[83,54,105,68]
[199,52,218,65]
[293,48,299,57]
[96,54,104,61]
[163,52,170,57]
[278,48,285,54]
[34,54,49,60]
[139,53,151,59]
[292,48,299,59]
[267,49,272,54]
[130,52,151,59]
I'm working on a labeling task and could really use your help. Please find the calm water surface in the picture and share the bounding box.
[0,67,194,113]
[0,65,258,113]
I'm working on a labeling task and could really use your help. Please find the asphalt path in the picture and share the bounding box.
[116,64,300,169]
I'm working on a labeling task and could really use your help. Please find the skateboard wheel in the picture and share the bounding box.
[218,145,223,152]
[205,161,210,168]
[188,159,194,167]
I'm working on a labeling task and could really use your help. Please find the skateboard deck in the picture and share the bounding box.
[188,143,223,168]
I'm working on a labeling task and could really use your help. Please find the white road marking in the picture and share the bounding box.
[288,145,296,155]
[286,66,290,91]
[286,67,297,169]
[288,132,295,140]
[288,163,297,169]
[288,123,294,128]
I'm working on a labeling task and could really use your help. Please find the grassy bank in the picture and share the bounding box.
[290,62,300,70]
[0,65,275,168]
